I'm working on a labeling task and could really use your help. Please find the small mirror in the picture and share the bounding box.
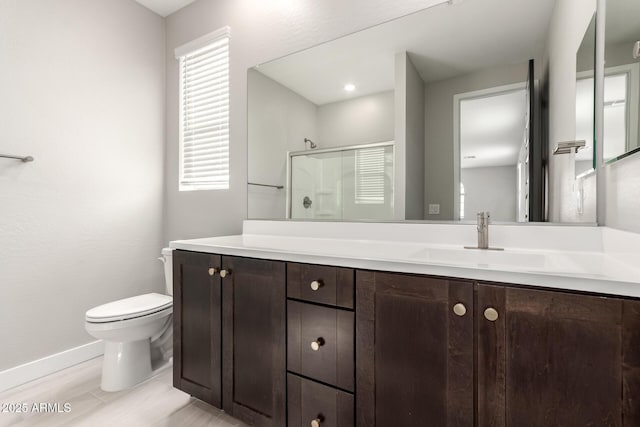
[602,0,640,162]
[576,16,596,176]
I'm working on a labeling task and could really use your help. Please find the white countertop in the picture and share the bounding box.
[170,221,640,298]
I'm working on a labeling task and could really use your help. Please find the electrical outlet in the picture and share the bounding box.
[428,204,440,215]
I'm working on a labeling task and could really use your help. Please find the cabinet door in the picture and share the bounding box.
[477,284,631,427]
[222,256,286,427]
[356,271,474,427]
[172,250,222,407]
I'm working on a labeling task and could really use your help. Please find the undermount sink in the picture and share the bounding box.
[410,247,548,270]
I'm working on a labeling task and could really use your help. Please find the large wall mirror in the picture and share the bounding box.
[247,0,598,223]
[602,0,640,163]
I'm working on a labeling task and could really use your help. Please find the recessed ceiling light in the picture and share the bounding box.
[344,84,356,92]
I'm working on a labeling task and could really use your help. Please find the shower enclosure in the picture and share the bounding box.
[287,142,394,220]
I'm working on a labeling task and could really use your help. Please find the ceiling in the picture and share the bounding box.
[134,0,196,17]
[460,89,527,169]
[606,0,640,46]
[255,0,556,105]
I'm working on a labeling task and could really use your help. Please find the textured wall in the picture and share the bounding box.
[0,0,165,370]
[605,156,640,233]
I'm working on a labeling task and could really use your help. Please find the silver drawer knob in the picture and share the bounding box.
[208,268,217,276]
[484,307,499,322]
[310,280,322,291]
[310,337,325,351]
[453,303,467,317]
[311,418,321,427]
[219,269,231,278]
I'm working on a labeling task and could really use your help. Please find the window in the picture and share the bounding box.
[175,27,230,190]
[355,147,386,204]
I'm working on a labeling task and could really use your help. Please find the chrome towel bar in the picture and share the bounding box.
[1,153,34,162]
[248,182,283,189]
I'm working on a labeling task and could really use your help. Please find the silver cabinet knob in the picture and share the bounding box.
[208,268,217,276]
[484,307,499,322]
[219,269,231,278]
[310,337,325,351]
[311,418,321,427]
[453,303,467,317]
[310,280,322,291]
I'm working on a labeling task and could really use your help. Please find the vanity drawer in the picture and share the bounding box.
[288,374,354,427]
[287,263,354,309]
[287,300,354,391]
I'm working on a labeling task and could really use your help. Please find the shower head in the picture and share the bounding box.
[304,138,317,149]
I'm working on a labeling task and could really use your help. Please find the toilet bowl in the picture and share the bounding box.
[85,248,173,391]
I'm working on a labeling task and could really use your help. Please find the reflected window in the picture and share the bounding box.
[355,147,386,204]
[604,73,629,159]
[576,67,637,164]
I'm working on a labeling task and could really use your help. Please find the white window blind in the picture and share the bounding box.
[355,147,386,204]
[176,27,230,190]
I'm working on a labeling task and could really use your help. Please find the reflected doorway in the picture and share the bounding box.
[454,83,528,222]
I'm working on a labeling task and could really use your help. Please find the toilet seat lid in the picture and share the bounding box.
[86,293,172,323]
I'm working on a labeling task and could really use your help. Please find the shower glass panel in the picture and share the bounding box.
[289,143,394,220]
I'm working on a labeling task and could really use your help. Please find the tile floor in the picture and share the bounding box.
[0,357,246,426]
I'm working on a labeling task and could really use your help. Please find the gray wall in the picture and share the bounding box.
[394,52,426,220]
[247,70,318,218]
[403,55,426,220]
[423,62,530,220]
[0,0,165,370]
[462,166,518,222]
[164,0,446,241]
[317,92,394,148]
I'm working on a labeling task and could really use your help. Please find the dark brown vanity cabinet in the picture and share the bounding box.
[172,250,222,407]
[174,251,640,427]
[287,300,355,391]
[477,284,640,427]
[356,271,475,427]
[355,269,640,427]
[287,264,356,427]
[222,256,286,427]
[288,374,354,427]
[173,251,286,426]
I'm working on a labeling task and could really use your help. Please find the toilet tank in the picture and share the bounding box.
[161,248,173,296]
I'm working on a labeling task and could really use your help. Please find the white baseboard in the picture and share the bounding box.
[0,341,104,393]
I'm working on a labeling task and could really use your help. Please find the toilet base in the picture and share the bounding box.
[101,340,152,392]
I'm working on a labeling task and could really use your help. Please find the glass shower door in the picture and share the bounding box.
[289,143,394,220]
[290,151,343,219]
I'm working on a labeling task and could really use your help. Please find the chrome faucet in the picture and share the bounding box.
[465,211,503,251]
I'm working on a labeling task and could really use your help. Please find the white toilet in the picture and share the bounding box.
[85,248,173,391]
